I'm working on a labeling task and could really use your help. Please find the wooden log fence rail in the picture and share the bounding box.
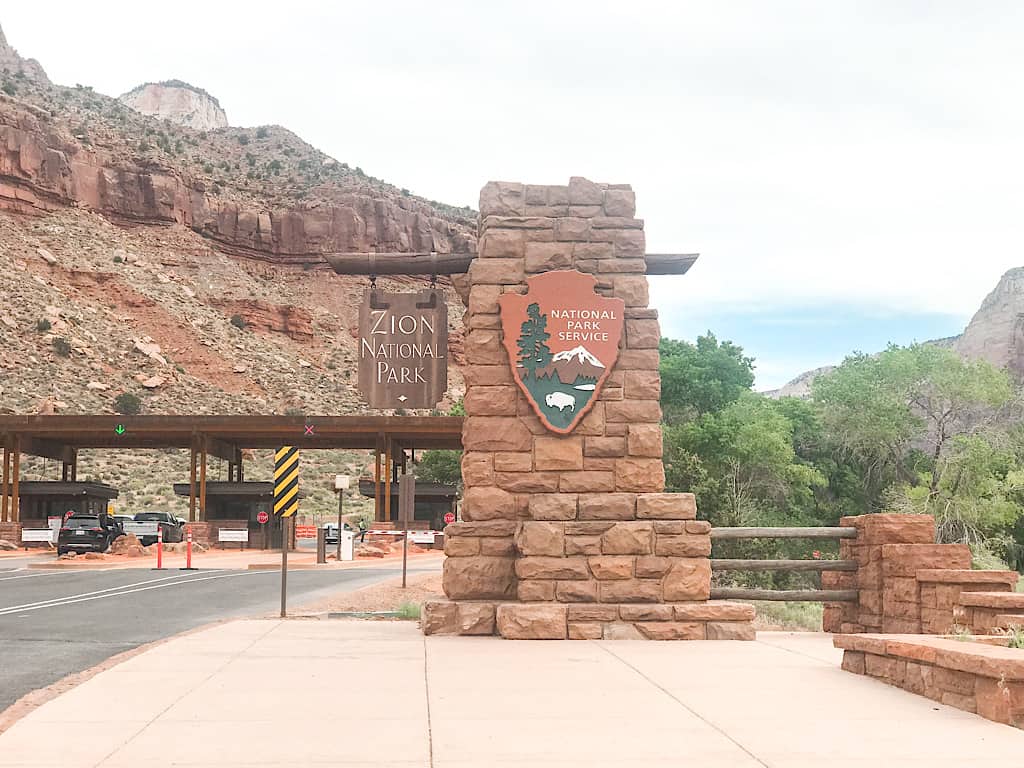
[710,526,860,603]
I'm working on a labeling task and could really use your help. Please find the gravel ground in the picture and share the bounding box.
[298,571,443,614]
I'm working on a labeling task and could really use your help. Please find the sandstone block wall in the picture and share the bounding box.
[837,633,1024,728]
[426,178,750,640]
[821,514,1019,635]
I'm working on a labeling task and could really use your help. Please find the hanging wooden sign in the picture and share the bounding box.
[357,287,448,409]
[499,270,625,434]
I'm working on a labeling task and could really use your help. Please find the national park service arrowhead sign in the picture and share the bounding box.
[499,270,625,434]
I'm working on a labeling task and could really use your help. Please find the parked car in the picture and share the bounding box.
[57,515,121,556]
[132,511,185,545]
[111,514,135,532]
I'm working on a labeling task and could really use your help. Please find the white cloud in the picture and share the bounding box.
[4,1,1023,323]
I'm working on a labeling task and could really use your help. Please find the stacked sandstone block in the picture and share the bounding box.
[954,591,1024,635]
[917,570,1019,634]
[423,178,754,640]
[836,633,1024,727]
[824,514,971,634]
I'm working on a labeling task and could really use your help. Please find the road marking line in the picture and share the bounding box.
[0,570,81,582]
[0,571,225,613]
[0,571,265,616]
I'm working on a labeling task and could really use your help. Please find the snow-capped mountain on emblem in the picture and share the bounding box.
[546,346,605,387]
[498,270,625,434]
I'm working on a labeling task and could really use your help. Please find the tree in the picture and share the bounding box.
[516,303,552,380]
[416,401,465,490]
[114,392,142,416]
[660,333,754,423]
[813,344,1013,506]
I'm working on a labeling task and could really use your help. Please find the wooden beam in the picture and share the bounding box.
[11,434,19,524]
[711,559,859,572]
[710,588,859,602]
[711,527,857,540]
[189,442,197,522]
[385,438,392,524]
[324,252,698,276]
[199,436,208,522]
[1,442,9,522]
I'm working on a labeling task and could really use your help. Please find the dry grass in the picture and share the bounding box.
[299,572,443,615]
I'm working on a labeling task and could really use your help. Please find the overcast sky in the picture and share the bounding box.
[5,2,1024,388]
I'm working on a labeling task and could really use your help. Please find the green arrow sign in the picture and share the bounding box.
[114,424,126,435]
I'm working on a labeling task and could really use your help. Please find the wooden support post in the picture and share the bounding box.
[11,434,20,524]
[374,435,382,523]
[199,436,208,522]
[188,442,197,522]
[384,438,392,524]
[1,442,9,523]
[69,449,77,482]
[62,460,69,481]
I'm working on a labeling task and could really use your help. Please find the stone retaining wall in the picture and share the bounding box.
[822,514,1019,635]
[836,633,1024,727]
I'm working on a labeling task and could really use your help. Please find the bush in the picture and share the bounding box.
[36,318,51,332]
[256,126,269,139]
[1,81,15,96]
[396,601,421,620]
[237,134,249,145]
[52,337,71,356]
[114,392,142,416]
[113,255,123,263]
[229,314,246,329]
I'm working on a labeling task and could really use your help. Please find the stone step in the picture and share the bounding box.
[916,569,1018,589]
[958,591,1024,610]
[994,614,1024,630]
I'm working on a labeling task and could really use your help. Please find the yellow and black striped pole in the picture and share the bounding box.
[275,445,299,618]
[274,446,299,518]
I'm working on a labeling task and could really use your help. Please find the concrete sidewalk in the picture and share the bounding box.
[3,624,1024,767]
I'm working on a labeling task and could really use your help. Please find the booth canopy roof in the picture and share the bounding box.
[0,415,464,460]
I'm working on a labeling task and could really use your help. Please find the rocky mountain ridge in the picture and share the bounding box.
[0,24,471,517]
[119,80,229,130]
[766,267,1024,398]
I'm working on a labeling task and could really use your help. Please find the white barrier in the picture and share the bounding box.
[218,529,249,543]
[124,522,159,538]
[21,529,53,543]
[365,529,438,544]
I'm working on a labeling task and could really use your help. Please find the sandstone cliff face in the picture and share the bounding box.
[955,267,1024,381]
[0,25,48,84]
[119,81,228,130]
[0,96,475,263]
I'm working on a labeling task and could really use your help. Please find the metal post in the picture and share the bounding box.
[399,471,415,588]
[342,487,350,561]
[316,526,326,564]
[373,439,381,522]
[280,517,291,618]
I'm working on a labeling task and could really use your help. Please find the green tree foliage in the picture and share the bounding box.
[659,333,1024,581]
[416,401,465,490]
[660,333,754,421]
[516,303,552,379]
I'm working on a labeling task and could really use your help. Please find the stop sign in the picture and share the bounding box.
[443,512,455,525]
[257,511,270,525]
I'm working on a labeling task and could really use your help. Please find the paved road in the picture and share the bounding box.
[0,562,438,711]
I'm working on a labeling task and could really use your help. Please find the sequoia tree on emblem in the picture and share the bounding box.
[499,270,625,434]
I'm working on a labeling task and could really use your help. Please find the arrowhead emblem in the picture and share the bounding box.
[499,270,624,434]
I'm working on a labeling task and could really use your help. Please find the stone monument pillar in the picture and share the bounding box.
[423,178,754,640]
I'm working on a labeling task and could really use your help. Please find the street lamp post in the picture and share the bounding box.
[334,474,349,560]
